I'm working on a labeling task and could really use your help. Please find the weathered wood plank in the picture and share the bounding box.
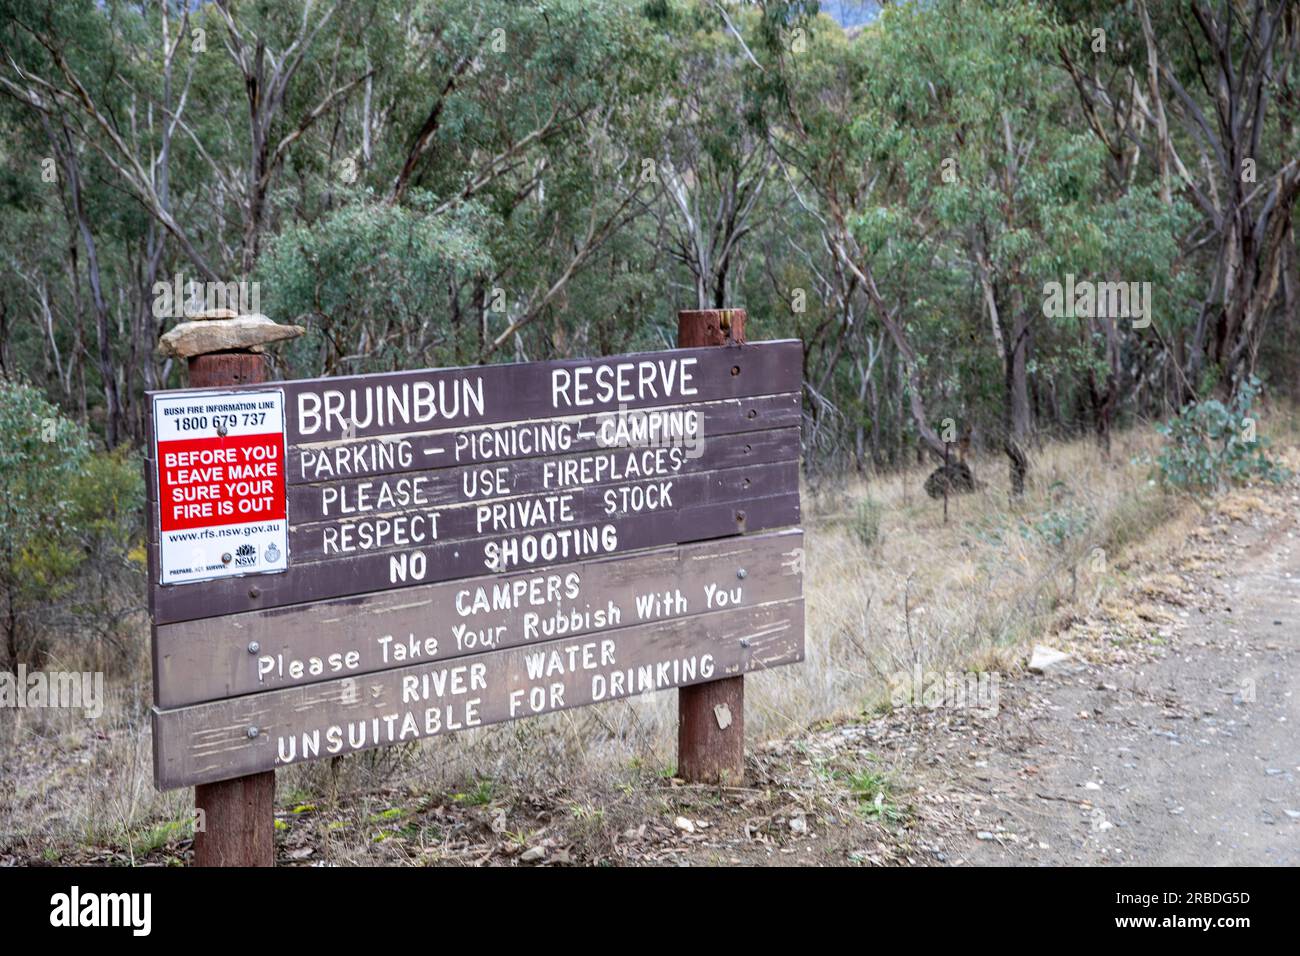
[153,529,803,708]
[150,426,797,548]
[284,425,798,526]
[284,392,800,485]
[152,597,804,789]
[144,340,801,446]
[150,488,800,625]
[284,458,797,564]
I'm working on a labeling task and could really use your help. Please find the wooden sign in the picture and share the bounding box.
[154,529,803,709]
[153,598,803,789]
[146,340,804,789]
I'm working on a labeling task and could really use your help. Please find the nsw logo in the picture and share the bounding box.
[233,543,258,568]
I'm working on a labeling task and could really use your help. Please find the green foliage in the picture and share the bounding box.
[0,0,1296,483]
[851,496,883,548]
[843,766,908,825]
[258,193,494,372]
[1021,499,1093,551]
[0,382,87,633]
[0,381,143,668]
[451,778,496,806]
[1154,378,1291,494]
[0,381,88,523]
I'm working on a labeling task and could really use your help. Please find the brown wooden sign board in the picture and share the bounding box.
[285,392,799,484]
[154,528,803,709]
[284,457,797,563]
[146,340,804,790]
[145,341,800,451]
[153,597,804,789]
[150,491,799,624]
[282,425,797,529]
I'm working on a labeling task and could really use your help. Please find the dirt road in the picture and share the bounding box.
[602,488,1299,868]
[932,494,1300,866]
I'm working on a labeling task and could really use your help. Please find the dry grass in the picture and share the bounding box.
[760,427,1184,732]
[0,422,1274,864]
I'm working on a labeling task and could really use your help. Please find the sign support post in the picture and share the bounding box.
[677,308,748,786]
[187,346,276,868]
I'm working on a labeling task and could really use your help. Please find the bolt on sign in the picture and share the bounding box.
[145,341,804,789]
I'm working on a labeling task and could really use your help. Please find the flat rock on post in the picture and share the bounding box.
[157,313,304,359]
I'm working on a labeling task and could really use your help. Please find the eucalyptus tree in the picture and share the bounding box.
[766,5,960,472]
[0,0,153,446]
[769,0,1190,491]
[857,0,1135,493]
[1056,0,1300,399]
[638,1,775,311]
[257,0,667,372]
[0,0,370,440]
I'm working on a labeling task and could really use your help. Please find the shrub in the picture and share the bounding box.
[1154,377,1290,494]
[258,191,493,375]
[1022,504,1093,551]
[1019,501,1095,599]
[852,497,883,548]
[0,381,144,671]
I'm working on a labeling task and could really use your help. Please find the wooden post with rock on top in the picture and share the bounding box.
[156,307,303,866]
[676,308,748,786]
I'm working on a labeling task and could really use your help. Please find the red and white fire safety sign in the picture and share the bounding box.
[152,389,289,585]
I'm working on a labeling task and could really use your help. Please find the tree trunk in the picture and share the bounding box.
[1004,299,1032,496]
[47,118,122,448]
[3,573,18,674]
